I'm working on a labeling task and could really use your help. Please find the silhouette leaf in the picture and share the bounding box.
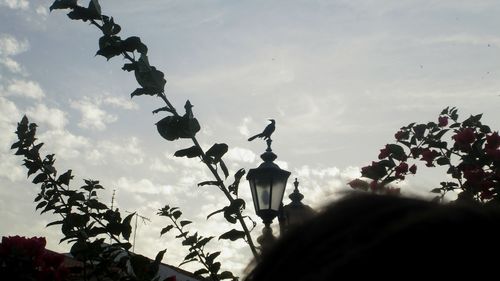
[174,146,202,158]
[122,212,135,241]
[198,181,222,187]
[160,225,174,236]
[122,36,148,54]
[228,168,245,196]
[57,169,73,186]
[206,143,228,163]
[219,229,245,241]
[49,0,76,11]
[219,160,229,179]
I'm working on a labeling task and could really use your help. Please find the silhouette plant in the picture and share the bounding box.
[350,107,500,203]
[12,0,263,280]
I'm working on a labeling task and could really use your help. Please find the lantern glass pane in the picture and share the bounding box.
[270,179,286,211]
[249,179,259,212]
[255,177,271,210]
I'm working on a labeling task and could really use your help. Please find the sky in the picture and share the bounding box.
[1,0,500,276]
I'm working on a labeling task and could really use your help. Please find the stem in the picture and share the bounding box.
[191,136,260,261]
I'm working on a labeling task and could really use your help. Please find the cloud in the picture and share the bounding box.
[0,0,29,10]
[114,177,174,195]
[35,5,48,16]
[225,147,256,163]
[0,34,29,56]
[27,104,68,130]
[38,130,90,159]
[102,95,139,110]
[0,57,23,73]
[70,97,117,131]
[237,117,252,137]
[95,137,144,165]
[418,34,500,48]
[149,158,175,173]
[0,96,24,182]
[70,95,138,131]
[3,79,45,100]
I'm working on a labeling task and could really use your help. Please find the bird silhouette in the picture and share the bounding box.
[248,119,275,141]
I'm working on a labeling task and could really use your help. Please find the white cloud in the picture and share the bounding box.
[0,96,24,182]
[96,137,144,165]
[27,104,68,130]
[114,177,173,195]
[0,34,29,56]
[150,158,175,173]
[0,57,23,73]
[38,130,90,159]
[102,95,139,110]
[35,5,48,16]
[0,0,28,9]
[225,147,256,163]
[70,97,117,131]
[238,117,252,137]
[4,79,45,100]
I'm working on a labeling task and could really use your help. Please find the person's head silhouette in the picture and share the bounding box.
[247,193,500,280]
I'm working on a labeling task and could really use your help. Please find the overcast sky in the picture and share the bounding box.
[1,0,500,276]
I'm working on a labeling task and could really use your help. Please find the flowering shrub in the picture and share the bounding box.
[0,236,68,281]
[350,107,500,203]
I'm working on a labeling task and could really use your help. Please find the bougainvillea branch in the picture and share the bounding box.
[350,107,500,203]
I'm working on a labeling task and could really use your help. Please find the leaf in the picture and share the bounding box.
[348,178,369,191]
[96,35,123,60]
[219,160,229,179]
[184,251,198,261]
[228,168,245,196]
[178,116,201,138]
[172,210,182,220]
[206,143,228,163]
[46,220,63,227]
[88,0,101,18]
[196,237,214,249]
[387,144,406,161]
[198,181,222,187]
[209,262,221,274]
[219,271,235,280]
[122,212,135,241]
[160,225,174,236]
[180,220,192,227]
[57,169,73,185]
[436,157,450,166]
[122,63,136,72]
[431,188,442,193]
[36,201,47,210]
[156,116,181,141]
[219,229,246,241]
[32,173,47,184]
[193,269,209,276]
[207,207,226,220]
[131,87,156,97]
[155,249,166,264]
[102,17,121,36]
[206,251,221,264]
[122,36,148,54]
[67,6,100,22]
[49,0,76,11]
[174,146,203,158]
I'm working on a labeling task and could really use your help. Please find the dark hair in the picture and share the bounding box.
[248,194,500,280]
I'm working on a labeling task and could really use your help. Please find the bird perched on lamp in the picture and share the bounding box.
[248,119,275,141]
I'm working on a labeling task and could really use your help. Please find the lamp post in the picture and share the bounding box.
[247,138,291,252]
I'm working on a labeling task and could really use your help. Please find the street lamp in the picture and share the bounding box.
[247,138,291,251]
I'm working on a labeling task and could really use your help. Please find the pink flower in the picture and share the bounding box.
[486,132,500,150]
[452,128,475,151]
[395,162,409,177]
[420,149,439,167]
[438,116,448,127]
[378,145,390,159]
